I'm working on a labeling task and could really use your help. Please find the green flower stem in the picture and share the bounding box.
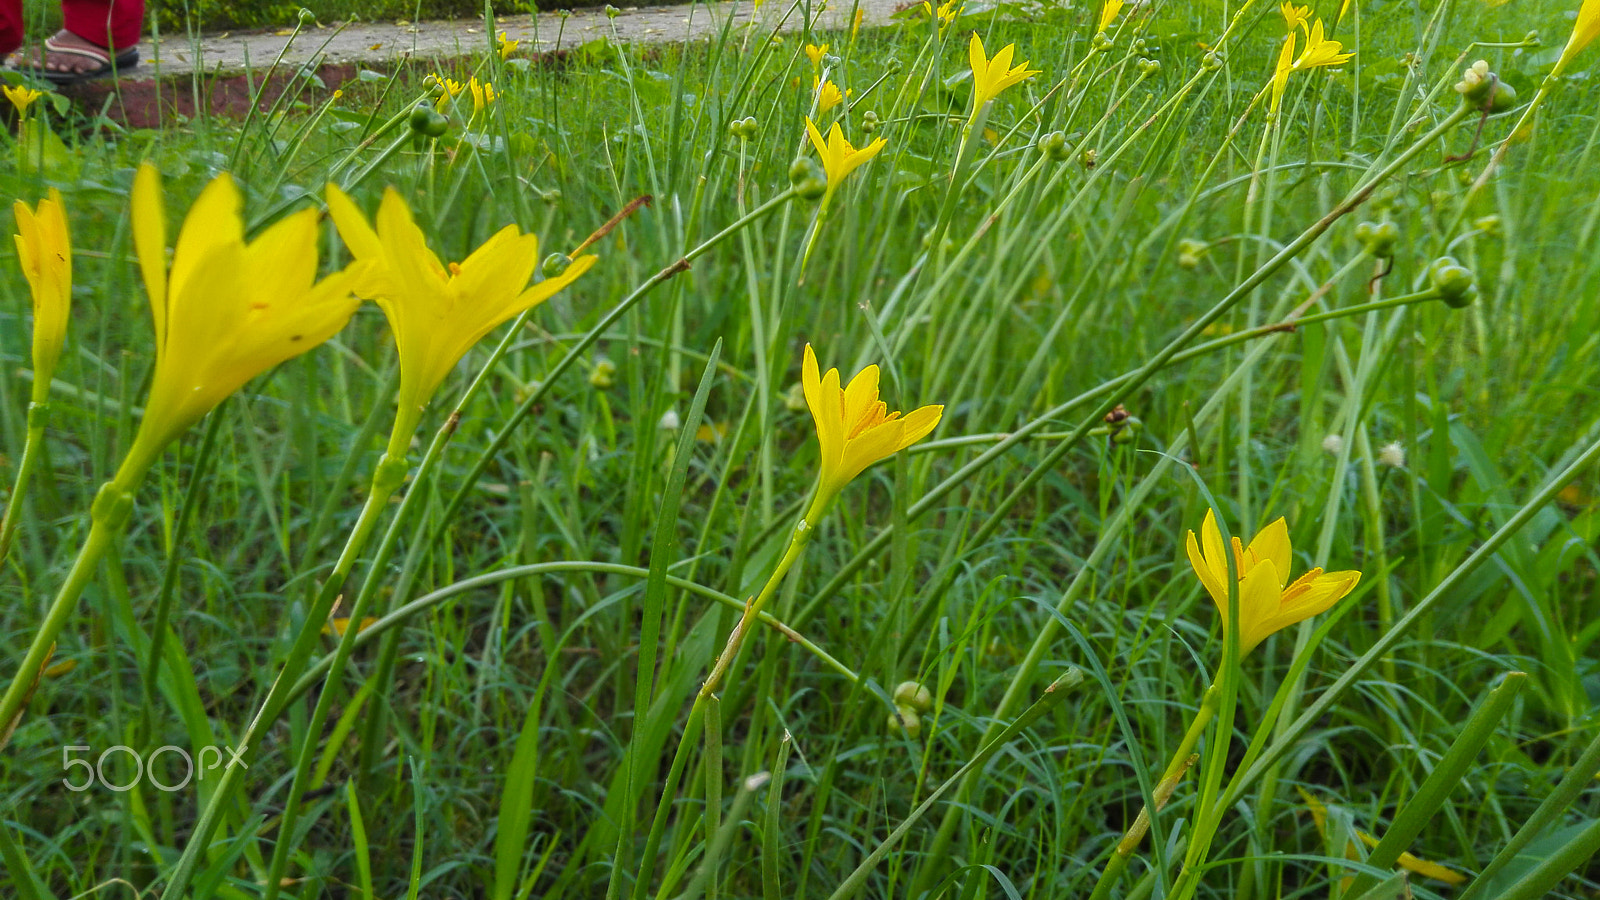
[0,403,47,566]
[630,516,814,900]
[1085,685,1220,900]
[157,463,404,900]
[0,497,120,747]
[700,517,813,700]
[258,443,434,900]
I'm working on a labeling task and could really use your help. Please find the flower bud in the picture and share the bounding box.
[790,156,822,186]
[297,7,316,25]
[1354,220,1399,258]
[589,358,616,389]
[1454,60,1516,112]
[861,110,880,133]
[887,705,922,739]
[604,4,620,16]
[1428,256,1477,308]
[893,680,933,712]
[1036,130,1067,161]
[408,101,449,137]
[542,252,573,278]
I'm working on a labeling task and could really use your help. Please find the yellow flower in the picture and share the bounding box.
[436,74,464,97]
[1554,0,1600,75]
[3,84,42,116]
[804,116,887,201]
[1279,1,1311,32]
[498,30,520,60]
[1097,0,1124,33]
[801,344,942,518]
[1185,509,1360,656]
[968,33,1041,114]
[1292,19,1353,70]
[813,75,849,112]
[123,165,361,478]
[468,77,498,114]
[12,190,71,404]
[324,185,598,453]
[805,42,829,67]
[936,0,960,25]
[852,9,864,39]
[1269,33,1296,114]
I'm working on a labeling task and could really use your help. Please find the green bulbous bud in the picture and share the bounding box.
[542,253,573,278]
[1131,38,1147,55]
[738,116,758,138]
[1176,238,1206,270]
[1038,130,1069,161]
[790,157,826,199]
[1474,214,1502,236]
[1202,49,1226,70]
[604,3,620,16]
[589,358,617,389]
[1354,220,1399,258]
[409,102,449,137]
[887,705,922,739]
[893,680,933,712]
[1429,256,1477,308]
[1092,31,1113,51]
[861,110,880,133]
[1137,57,1161,76]
[727,118,743,138]
[1454,60,1515,112]
[297,7,316,25]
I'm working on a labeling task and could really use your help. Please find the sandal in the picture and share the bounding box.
[14,32,139,86]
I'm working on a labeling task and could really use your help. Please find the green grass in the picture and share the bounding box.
[2,0,1600,898]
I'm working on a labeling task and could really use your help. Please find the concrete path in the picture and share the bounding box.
[132,0,910,80]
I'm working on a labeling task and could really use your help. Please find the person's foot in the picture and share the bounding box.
[9,30,107,77]
[7,29,138,85]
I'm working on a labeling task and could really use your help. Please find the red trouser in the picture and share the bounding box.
[0,0,145,55]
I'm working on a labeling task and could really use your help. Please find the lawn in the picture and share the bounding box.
[2,0,1600,897]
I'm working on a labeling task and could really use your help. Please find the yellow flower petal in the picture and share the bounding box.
[1246,517,1292,586]
[12,189,71,397]
[1556,0,1600,74]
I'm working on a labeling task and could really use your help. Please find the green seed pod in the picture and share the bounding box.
[542,253,573,278]
[796,176,828,201]
[1137,57,1161,76]
[738,116,759,137]
[297,7,316,25]
[893,680,933,712]
[1202,50,1226,70]
[790,156,821,185]
[861,110,880,134]
[1092,31,1113,51]
[887,705,922,739]
[1038,130,1069,161]
[1484,78,1518,113]
[1355,220,1399,258]
[727,118,743,138]
[1176,238,1205,270]
[408,102,449,137]
[589,358,617,389]
[604,4,620,16]
[1429,256,1477,308]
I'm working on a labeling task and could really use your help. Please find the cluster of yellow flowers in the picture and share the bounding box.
[14,165,595,492]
